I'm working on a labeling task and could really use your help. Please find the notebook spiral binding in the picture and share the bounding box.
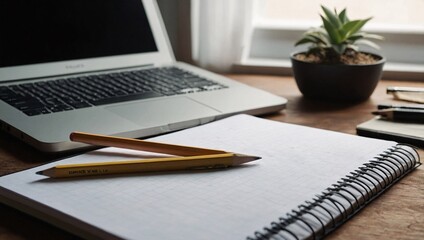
[248,144,421,240]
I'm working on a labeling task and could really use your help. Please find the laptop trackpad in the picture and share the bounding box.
[105,97,220,130]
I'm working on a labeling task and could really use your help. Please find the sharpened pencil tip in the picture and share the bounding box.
[233,154,261,165]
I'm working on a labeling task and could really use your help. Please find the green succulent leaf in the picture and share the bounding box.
[338,9,349,23]
[295,36,316,46]
[308,32,330,45]
[295,29,332,49]
[343,18,372,38]
[321,16,342,44]
[355,39,381,49]
[332,44,346,55]
[348,33,384,43]
[321,5,342,29]
[361,33,385,40]
[294,5,383,57]
[347,33,366,42]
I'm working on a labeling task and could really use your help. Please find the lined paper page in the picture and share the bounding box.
[0,115,396,239]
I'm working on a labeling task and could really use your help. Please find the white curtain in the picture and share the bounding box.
[191,0,253,73]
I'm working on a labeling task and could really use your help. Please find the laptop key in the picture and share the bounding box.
[15,101,45,111]
[68,101,92,109]
[23,108,50,116]
[49,104,73,112]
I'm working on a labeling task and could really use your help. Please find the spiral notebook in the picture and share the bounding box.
[0,115,420,239]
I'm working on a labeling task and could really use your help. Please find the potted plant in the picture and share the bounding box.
[291,6,385,102]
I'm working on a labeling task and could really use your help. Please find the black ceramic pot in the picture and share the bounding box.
[290,52,385,102]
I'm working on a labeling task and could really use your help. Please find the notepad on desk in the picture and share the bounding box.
[0,115,420,239]
[357,116,424,147]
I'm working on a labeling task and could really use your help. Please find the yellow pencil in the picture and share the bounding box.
[70,131,227,156]
[36,153,260,178]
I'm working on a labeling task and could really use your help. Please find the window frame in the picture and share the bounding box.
[237,15,424,81]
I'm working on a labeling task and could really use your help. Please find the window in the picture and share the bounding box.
[239,0,424,80]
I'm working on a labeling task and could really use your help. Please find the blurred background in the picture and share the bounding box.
[157,0,424,80]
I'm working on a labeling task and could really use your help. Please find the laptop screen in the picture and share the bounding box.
[0,0,158,68]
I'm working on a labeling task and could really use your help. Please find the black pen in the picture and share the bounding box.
[377,104,424,110]
[372,108,424,122]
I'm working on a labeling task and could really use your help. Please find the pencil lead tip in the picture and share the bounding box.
[233,154,261,165]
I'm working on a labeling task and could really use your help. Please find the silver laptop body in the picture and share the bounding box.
[0,0,286,153]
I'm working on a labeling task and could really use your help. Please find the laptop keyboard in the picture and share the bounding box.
[0,67,228,116]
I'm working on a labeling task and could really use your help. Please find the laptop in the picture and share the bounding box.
[0,0,287,153]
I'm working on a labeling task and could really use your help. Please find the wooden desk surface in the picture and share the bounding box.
[0,75,423,239]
